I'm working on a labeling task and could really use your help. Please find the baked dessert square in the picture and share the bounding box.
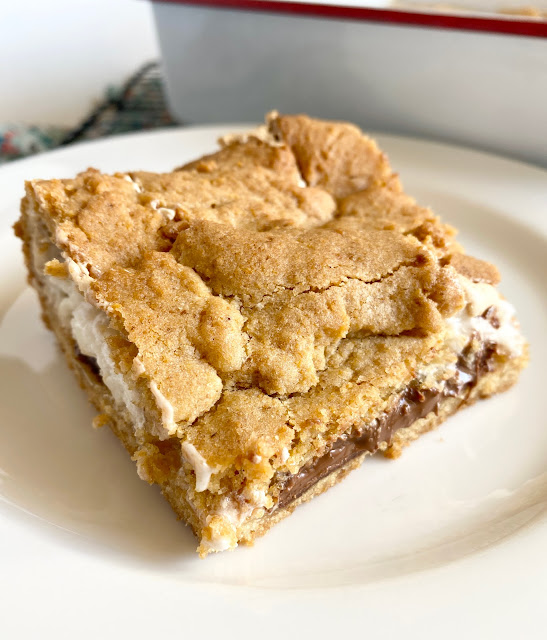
[15,113,528,556]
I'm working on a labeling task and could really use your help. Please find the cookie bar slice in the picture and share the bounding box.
[15,113,528,556]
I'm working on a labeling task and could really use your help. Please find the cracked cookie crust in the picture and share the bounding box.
[15,112,528,556]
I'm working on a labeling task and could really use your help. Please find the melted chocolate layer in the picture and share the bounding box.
[75,347,101,378]
[275,346,496,510]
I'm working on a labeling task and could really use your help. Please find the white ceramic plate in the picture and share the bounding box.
[0,127,546,638]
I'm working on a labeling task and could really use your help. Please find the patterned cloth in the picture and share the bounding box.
[0,62,178,165]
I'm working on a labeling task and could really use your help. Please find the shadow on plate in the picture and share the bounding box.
[0,353,197,564]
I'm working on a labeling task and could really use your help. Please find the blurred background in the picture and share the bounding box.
[1,0,546,165]
[1,0,158,127]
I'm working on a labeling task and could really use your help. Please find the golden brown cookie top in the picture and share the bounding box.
[25,113,500,492]
[445,253,501,285]
[270,112,392,198]
[171,221,431,303]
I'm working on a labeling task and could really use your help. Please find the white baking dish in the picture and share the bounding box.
[152,0,547,165]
